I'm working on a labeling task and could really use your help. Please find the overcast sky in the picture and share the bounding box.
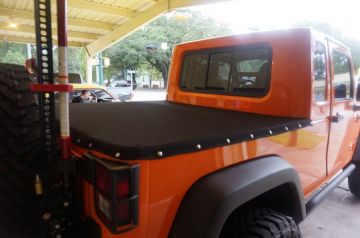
[193,0,359,38]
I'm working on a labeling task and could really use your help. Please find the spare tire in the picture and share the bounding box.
[0,63,42,237]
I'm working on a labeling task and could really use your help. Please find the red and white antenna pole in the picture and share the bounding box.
[57,0,70,159]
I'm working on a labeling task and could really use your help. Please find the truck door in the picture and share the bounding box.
[327,40,360,176]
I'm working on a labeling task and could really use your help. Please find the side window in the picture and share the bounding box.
[333,51,352,100]
[180,53,208,90]
[206,53,232,91]
[313,43,327,102]
[179,45,271,97]
[72,90,81,100]
[231,49,270,92]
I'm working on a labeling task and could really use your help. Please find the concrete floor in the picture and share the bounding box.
[300,179,360,238]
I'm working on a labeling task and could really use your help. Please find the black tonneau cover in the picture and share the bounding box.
[68,101,311,159]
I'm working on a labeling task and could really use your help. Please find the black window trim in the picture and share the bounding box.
[179,44,273,98]
[313,41,328,103]
[332,50,354,101]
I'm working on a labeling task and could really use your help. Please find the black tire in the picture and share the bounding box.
[348,168,360,198]
[0,63,42,237]
[220,208,302,238]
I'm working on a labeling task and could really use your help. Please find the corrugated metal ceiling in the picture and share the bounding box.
[0,0,233,55]
[0,0,157,47]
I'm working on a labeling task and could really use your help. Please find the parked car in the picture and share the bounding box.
[55,84,121,103]
[108,80,134,100]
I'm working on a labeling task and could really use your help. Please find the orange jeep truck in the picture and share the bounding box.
[0,28,359,238]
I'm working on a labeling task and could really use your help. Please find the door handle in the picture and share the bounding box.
[331,112,344,123]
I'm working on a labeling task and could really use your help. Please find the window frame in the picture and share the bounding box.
[313,41,328,103]
[206,52,233,92]
[332,50,354,101]
[179,44,273,98]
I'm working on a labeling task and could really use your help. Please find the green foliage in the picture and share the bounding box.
[333,51,350,74]
[0,41,86,80]
[53,47,86,80]
[103,30,146,80]
[0,42,27,65]
[104,10,232,87]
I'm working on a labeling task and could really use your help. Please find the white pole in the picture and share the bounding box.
[26,43,32,59]
[57,0,71,159]
[86,54,93,84]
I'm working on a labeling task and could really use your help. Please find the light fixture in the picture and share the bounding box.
[8,14,17,29]
[8,22,17,28]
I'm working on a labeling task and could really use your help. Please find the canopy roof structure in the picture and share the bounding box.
[0,0,234,57]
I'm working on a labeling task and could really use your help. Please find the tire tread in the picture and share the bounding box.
[0,63,42,238]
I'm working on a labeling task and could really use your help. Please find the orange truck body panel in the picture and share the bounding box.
[167,28,313,118]
[75,28,360,237]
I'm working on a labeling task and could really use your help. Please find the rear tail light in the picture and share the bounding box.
[93,157,139,234]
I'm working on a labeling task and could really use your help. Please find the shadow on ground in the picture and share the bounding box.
[300,179,360,238]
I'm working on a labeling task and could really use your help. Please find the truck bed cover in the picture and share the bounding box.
[68,101,311,159]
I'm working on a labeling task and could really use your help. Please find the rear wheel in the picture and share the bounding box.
[220,208,302,238]
[348,141,360,199]
[0,63,42,237]
[348,167,360,198]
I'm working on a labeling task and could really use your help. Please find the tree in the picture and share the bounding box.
[103,30,146,81]
[104,10,232,88]
[144,10,233,87]
[53,47,87,80]
[0,42,27,65]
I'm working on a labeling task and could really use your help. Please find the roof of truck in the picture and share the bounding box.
[176,28,348,50]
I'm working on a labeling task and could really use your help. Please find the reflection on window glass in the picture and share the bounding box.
[333,51,352,99]
[313,42,326,102]
[93,89,112,100]
[207,53,232,90]
[180,53,208,90]
[179,45,271,97]
[230,49,270,92]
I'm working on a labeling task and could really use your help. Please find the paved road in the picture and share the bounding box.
[300,179,360,238]
[132,88,166,101]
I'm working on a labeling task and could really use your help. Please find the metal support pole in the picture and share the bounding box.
[98,52,104,85]
[86,54,93,84]
[57,0,71,159]
[27,43,32,59]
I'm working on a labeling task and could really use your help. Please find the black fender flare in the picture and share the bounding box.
[169,156,305,238]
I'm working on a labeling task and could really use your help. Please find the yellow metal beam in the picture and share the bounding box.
[0,34,83,47]
[0,22,99,41]
[85,0,237,56]
[86,0,168,56]
[169,0,237,8]
[63,0,136,18]
[66,18,113,32]
[0,6,113,31]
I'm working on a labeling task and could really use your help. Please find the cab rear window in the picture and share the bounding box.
[180,45,272,97]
